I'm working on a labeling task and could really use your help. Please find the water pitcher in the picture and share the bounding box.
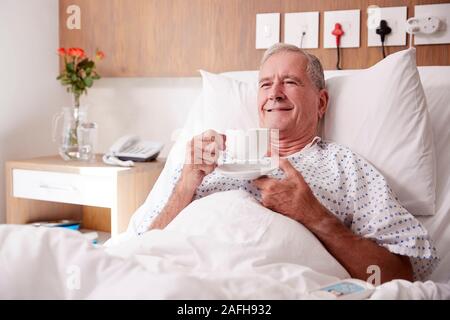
[53,106,87,160]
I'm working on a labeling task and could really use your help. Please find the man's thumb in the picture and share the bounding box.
[278,158,298,177]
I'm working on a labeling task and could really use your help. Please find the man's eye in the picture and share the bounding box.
[260,83,270,88]
[284,80,297,85]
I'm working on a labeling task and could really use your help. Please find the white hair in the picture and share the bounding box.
[260,43,325,90]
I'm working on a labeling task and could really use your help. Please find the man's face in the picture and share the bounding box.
[258,51,327,140]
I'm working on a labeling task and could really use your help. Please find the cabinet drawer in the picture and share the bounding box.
[12,169,114,208]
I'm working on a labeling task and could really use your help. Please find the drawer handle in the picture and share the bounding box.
[39,184,78,192]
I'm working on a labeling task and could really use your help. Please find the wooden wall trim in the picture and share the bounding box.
[59,0,450,77]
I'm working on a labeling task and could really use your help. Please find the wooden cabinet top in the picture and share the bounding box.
[6,154,166,175]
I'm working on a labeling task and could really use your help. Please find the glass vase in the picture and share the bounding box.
[53,104,87,160]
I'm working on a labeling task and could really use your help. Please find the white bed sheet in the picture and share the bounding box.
[415,67,450,284]
[0,190,352,299]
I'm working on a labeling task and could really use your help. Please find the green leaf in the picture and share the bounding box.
[83,76,93,88]
[92,74,101,80]
[86,61,94,69]
[66,62,74,72]
[77,79,85,89]
[77,58,89,68]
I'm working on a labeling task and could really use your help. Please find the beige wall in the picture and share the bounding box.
[0,0,202,223]
[84,77,201,159]
[0,0,68,223]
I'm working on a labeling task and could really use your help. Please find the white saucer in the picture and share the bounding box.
[216,163,277,180]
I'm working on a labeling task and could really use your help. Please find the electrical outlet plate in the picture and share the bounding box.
[284,12,319,49]
[256,13,280,49]
[414,3,450,45]
[324,9,360,48]
[367,6,407,47]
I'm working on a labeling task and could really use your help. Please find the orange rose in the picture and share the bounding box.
[95,50,105,60]
[57,47,66,56]
[68,47,85,57]
[76,48,85,58]
[67,48,77,56]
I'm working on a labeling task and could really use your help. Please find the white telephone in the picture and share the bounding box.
[102,134,163,167]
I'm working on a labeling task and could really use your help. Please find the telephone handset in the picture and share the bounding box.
[103,134,163,167]
[109,135,140,154]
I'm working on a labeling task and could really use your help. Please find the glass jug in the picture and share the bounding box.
[52,106,87,160]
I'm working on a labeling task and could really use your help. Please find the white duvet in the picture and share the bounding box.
[1,190,348,299]
[1,190,449,299]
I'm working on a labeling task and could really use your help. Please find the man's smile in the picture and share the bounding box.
[263,104,294,112]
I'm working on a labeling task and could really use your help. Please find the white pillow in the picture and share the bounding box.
[158,70,259,185]
[198,70,259,134]
[126,71,259,234]
[322,48,436,216]
[147,70,259,193]
[204,51,436,216]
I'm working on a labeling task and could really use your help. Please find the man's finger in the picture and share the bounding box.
[261,195,275,210]
[195,163,216,175]
[202,133,226,151]
[278,158,299,178]
[279,158,309,187]
[216,134,226,151]
[253,176,276,189]
[201,130,219,141]
[204,143,218,155]
[202,129,218,139]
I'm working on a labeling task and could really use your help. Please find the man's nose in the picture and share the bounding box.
[269,83,286,101]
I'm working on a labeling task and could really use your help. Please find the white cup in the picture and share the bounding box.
[225,128,272,164]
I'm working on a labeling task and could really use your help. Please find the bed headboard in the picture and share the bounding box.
[60,0,450,77]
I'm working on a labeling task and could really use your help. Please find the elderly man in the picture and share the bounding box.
[136,44,437,284]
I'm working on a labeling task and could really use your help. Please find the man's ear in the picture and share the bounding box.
[318,89,329,119]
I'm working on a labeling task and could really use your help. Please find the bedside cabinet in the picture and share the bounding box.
[5,155,165,238]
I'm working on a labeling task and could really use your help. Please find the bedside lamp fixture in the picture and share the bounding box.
[406,16,441,48]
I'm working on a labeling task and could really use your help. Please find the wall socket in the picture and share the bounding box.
[324,10,360,48]
[256,13,280,49]
[367,6,407,47]
[414,3,450,45]
[284,12,319,49]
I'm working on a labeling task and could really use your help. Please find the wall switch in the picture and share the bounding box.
[324,10,360,48]
[256,13,280,49]
[414,3,450,45]
[367,6,407,47]
[284,12,319,49]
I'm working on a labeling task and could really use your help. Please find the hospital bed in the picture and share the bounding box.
[0,51,449,299]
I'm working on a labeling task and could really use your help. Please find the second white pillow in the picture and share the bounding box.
[323,48,436,216]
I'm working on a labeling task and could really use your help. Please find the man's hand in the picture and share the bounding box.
[182,129,226,189]
[150,129,225,231]
[253,158,323,224]
[254,158,414,283]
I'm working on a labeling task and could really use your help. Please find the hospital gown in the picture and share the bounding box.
[136,137,439,281]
